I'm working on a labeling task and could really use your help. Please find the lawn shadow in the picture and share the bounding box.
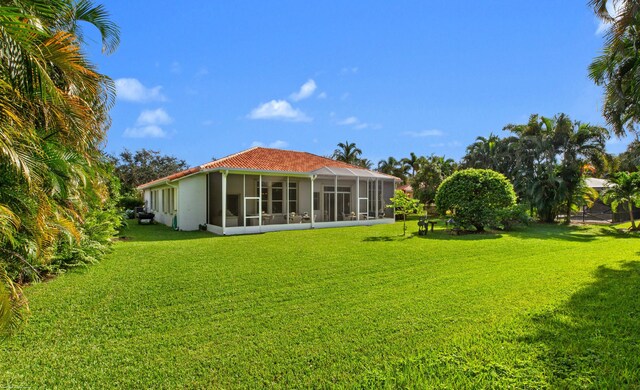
[117,223,218,242]
[411,230,503,241]
[508,224,601,243]
[596,226,640,239]
[363,235,413,242]
[519,260,640,387]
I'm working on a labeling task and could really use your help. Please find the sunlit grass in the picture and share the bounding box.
[1,222,638,387]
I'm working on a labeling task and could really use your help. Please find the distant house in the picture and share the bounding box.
[582,177,639,223]
[138,147,400,235]
[397,184,413,198]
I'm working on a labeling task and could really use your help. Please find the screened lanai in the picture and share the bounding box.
[205,168,396,234]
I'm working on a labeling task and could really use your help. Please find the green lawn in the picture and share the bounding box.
[1,221,639,388]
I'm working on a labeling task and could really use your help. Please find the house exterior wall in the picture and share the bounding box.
[144,185,176,227]
[177,174,206,231]
[144,171,396,234]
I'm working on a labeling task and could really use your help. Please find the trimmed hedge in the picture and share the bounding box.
[435,169,517,232]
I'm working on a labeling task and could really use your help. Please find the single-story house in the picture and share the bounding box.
[138,147,400,235]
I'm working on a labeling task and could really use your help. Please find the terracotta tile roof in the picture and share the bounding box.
[138,147,397,189]
[201,147,358,171]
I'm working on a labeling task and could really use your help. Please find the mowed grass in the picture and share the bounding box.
[1,221,639,388]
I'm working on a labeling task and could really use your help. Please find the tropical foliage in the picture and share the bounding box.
[589,0,640,137]
[110,148,188,195]
[435,169,517,232]
[460,114,608,223]
[0,0,119,336]
[411,154,457,204]
[602,171,640,230]
[386,189,422,235]
[377,156,410,182]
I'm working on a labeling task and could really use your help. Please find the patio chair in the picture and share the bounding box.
[417,217,427,236]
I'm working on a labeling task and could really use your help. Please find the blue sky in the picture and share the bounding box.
[86,1,632,167]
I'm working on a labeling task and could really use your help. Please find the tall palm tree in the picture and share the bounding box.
[556,119,609,223]
[401,152,420,176]
[0,0,119,336]
[602,171,640,230]
[357,158,373,170]
[332,140,362,165]
[588,0,640,137]
[590,0,639,44]
[377,156,400,174]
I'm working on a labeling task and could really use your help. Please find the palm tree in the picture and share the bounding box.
[588,1,640,137]
[602,171,640,230]
[412,154,457,204]
[590,0,639,44]
[0,0,120,336]
[401,152,420,176]
[356,158,373,169]
[556,119,609,223]
[377,157,400,175]
[332,140,362,165]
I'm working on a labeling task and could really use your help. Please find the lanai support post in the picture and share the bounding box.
[310,175,316,227]
[334,175,338,222]
[356,176,360,221]
[222,170,228,234]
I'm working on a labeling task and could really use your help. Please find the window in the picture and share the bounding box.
[162,189,168,213]
[151,190,158,211]
[288,182,297,213]
[313,192,320,211]
[258,182,268,212]
[324,186,351,193]
[168,188,176,214]
[272,183,283,214]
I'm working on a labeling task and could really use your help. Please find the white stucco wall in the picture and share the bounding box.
[143,185,176,227]
[177,174,207,231]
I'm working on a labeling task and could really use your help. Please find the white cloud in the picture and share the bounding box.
[251,140,289,149]
[196,67,209,77]
[123,125,167,138]
[123,108,173,138]
[115,78,166,103]
[202,119,215,126]
[428,141,461,148]
[171,61,181,74]
[337,116,381,130]
[290,79,317,101]
[340,92,350,101]
[404,129,444,137]
[317,92,327,99]
[136,108,172,126]
[248,100,312,122]
[340,67,359,75]
[338,116,359,125]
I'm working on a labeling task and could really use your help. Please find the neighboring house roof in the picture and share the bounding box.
[138,147,399,189]
[585,177,611,189]
[397,184,413,193]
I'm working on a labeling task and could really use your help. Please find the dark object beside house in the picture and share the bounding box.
[137,212,155,225]
[417,217,437,235]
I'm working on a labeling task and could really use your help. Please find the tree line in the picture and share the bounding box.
[333,111,638,225]
[0,1,120,336]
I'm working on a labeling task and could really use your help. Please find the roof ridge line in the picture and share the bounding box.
[200,146,260,168]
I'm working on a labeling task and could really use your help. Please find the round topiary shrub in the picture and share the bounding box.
[435,169,516,232]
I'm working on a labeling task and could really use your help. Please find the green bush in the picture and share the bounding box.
[118,194,144,210]
[494,204,531,230]
[435,169,517,232]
